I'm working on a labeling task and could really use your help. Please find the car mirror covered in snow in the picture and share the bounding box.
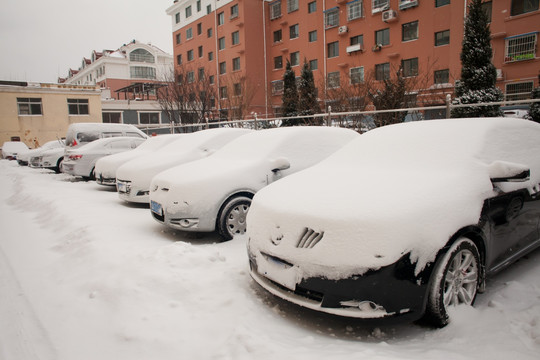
[270,157,291,172]
[488,160,530,183]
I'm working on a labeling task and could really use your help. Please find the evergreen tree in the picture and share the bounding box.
[281,60,299,126]
[528,85,540,123]
[451,0,503,118]
[297,60,321,125]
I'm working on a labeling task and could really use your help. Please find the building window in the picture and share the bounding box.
[270,0,282,19]
[308,1,317,13]
[197,23,202,35]
[434,69,449,84]
[218,12,225,25]
[130,49,155,63]
[350,34,363,46]
[402,58,418,77]
[187,49,194,61]
[209,51,214,61]
[372,0,390,14]
[17,98,42,115]
[231,4,239,18]
[220,86,228,99]
[435,0,450,7]
[219,61,226,75]
[309,59,318,70]
[402,21,418,42]
[233,57,241,71]
[177,74,183,84]
[309,30,317,42]
[218,37,225,50]
[290,51,300,66]
[209,75,215,84]
[175,12,180,23]
[186,27,193,40]
[350,67,364,84]
[348,0,363,21]
[207,4,212,14]
[232,31,240,45]
[67,99,89,115]
[375,62,390,80]
[511,0,539,16]
[176,33,181,44]
[197,0,201,12]
[198,46,203,58]
[272,80,284,95]
[274,55,283,69]
[274,29,282,42]
[186,5,192,18]
[435,30,450,46]
[481,1,492,22]
[505,81,534,101]
[325,7,339,28]
[198,68,205,80]
[177,54,182,65]
[130,66,156,79]
[234,83,242,96]
[505,32,538,62]
[139,112,160,125]
[290,24,299,39]
[187,71,195,83]
[207,28,213,38]
[288,0,299,12]
[102,112,121,123]
[328,41,339,58]
[327,71,340,88]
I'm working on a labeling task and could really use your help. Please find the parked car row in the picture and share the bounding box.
[6,117,540,329]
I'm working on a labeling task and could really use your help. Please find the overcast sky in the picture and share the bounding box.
[0,0,174,83]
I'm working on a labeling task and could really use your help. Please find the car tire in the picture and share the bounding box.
[217,195,252,240]
[55,158,64,173]
[425,237,480,327]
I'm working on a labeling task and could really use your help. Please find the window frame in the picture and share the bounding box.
[17,97,43,115]
[67,98,89,115]
[350,66,365,85]
[402,21,419,42]
[401,57,419,77]
[510,0,539,16]
[435,30,450,46]
[504,32,538,62]
[375,62,390,81]
[375,28,390,46]
[347,0,363,21]
[289,24,299,39]
[325,7,339,28]
[327,41,339,58]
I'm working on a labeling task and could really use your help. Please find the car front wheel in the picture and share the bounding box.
[425,237,480,327]
[218,195,252,240]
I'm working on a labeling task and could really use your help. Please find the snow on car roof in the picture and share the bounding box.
[247,117,540,278]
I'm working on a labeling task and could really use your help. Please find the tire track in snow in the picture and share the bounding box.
[0,245,57,360]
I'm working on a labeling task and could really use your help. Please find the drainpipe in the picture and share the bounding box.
[262,0,269,118]
[214,0,220,118]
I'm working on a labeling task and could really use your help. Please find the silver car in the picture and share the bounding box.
[63,137,145,179]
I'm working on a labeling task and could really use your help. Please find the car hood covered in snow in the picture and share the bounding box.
[247,118,540,279]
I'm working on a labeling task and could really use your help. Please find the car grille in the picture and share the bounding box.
[152,211,165,222]
[296,227,324,249]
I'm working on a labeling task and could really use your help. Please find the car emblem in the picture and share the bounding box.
[271,234,283,246]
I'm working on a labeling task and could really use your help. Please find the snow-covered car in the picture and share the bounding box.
[247,117,540,327]
[116,128,251,204]
[65,122,147,149]
[149,126,359,240]
[30,147,66,173]
[17,139,65,166]
[95,134,183,186]
[63,137,145,179]
[1,141,29,160]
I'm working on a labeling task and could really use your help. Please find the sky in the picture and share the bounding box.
[0,0,174,83]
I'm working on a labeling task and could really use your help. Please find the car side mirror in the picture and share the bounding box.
[270,157,290,173]
[489,160,530,183]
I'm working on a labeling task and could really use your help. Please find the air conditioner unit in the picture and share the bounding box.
[338,25,348,34]
[496,69,504,80]
[346,44,363,54]
[382,9,397,22]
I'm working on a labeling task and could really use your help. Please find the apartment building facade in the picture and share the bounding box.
[166,0,539,118]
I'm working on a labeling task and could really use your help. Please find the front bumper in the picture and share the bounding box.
[248,250,432,321]
[149,197,215,232]
[117,179,150,203]
[96,172,116,186]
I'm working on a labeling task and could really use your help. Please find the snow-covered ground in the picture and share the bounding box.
[1,159,539,360]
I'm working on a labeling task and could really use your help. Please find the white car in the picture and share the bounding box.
[246,117,540,327]
[1,141,29,160]
[63,137,145,179]
[116,128,251,203]
[30,147,66,173]
[149,126,359,240]
[95,134,183,186]
[17,139,65,166]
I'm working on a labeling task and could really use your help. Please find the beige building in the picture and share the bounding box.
[0,81,102,148]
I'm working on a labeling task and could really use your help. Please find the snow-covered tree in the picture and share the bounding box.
[297,60,321,125]
[281,60,299,126]
[451,0,503,118]
[528,85,540,123]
